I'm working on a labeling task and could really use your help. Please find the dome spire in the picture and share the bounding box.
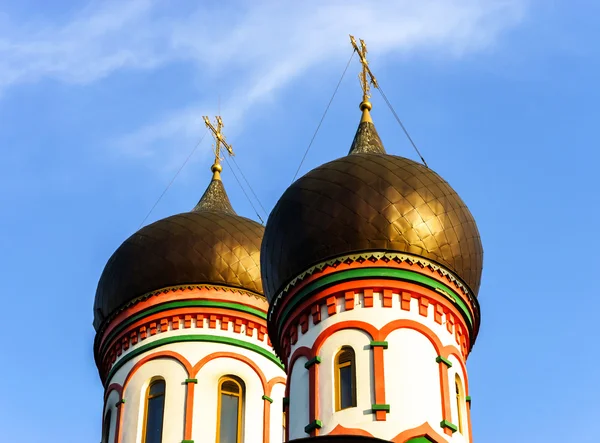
[348,35,386,155]
[193,116,236,214]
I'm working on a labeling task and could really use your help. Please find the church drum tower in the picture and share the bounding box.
[93,117,286,443]
[260,37,483,443]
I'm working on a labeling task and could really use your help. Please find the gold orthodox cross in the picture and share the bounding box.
[203,116,234,178]
[349,35,379,102]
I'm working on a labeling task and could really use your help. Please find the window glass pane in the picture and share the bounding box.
[149,381,165,397]
[339,365,353,409]
[145,394,165,443]
[219,393,239,443]
[102,411,111,443]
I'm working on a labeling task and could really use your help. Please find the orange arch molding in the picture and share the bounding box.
[286,319,466,432]
[103,383,123,443]
[191,351,272,443]
[330,424,375,437]
[391,422,447,443]
[117,351,192,443]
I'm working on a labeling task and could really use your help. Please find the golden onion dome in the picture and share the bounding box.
[93,175,264,331]
[261,105,483,301]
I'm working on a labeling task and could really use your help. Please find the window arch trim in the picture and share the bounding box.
[455,373,465,435]
[141,378,166,443]
[216,375,244,443]
[334,346,357,411]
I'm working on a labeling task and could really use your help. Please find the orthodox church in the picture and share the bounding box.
[93,38,483,443]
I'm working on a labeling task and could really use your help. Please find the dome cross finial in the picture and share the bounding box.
[350,35,378,122]
[203,115,234,180]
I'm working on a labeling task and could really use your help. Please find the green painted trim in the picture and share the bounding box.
[304,356,322,368]
[277,267,472,336]
[436,356,453,367]
[304,419,322,434]
[371,404,390,412]
[406,437,433,443]
[466,396,472,402]
[101,299,267,355]
[262,395,273,403]
[184,378,198,384]
[182,440,194,443]
[283,397,289,406]
[370,341,389,349]
[440,420,458,433]
[105,335,283,386]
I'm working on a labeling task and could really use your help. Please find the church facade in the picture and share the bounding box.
[93,40,483,443]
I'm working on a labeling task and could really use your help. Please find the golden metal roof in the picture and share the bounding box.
[261,152,483,300]
[94,177,264,330]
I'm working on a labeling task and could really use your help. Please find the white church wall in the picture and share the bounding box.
[105,338,285,443]
[270,382,286,443]
[193,355,265,443]
[384,328,443,438]
[120,358,187,443]
[317,328,374,435]
[288,355,309,440]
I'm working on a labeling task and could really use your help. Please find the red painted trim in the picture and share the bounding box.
[380,319,443,354]
[391,422,447,443]
[122,351,192,391]
[184,380,195,441]
[467,396,473,443]
[279,279,470,362]
[439,362,452,435]
[101,306,267,374]
[100,287,267,349]
[278,257,474,316]
[266,376,287,397]
[312,321,377,355]
[309,363,319,437]
[329,424,375,437]
[372,345,386,421]
[104,383,123,403]
[442,346,469,394]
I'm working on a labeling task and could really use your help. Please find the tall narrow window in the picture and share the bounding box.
[217,376,244,443]
[142,379,166,443]
[455,374,464,434]
[101,410,111,443]
[335,346,357,411]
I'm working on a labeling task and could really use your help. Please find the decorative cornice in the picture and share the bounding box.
[272,266,474,340]
[99,299,267,357]
[96,283,265,339]
[100,308,272,379]
[269,251,475,318]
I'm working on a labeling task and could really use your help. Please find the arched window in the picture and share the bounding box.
[142,379,166,443]
[217,376,244,443]
[335,346,357,411]
[101,410,111,443]
[455,374,464,434]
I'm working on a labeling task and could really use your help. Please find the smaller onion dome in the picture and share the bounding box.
[93,160,264,331]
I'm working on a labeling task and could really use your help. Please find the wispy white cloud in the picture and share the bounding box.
[0,0,528,161]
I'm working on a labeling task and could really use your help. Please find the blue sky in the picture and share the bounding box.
[0,1,598,442]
